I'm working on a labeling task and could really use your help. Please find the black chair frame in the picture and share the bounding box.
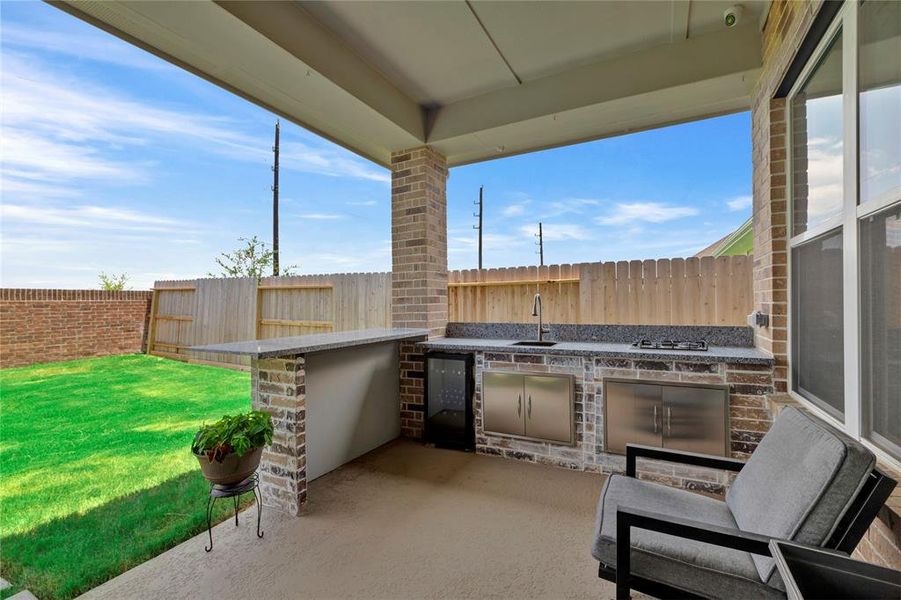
[597,443,897,600]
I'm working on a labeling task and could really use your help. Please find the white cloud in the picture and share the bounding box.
[502,203,527,217]
[1,24,168,71]
[347,200,377,207]
[448,232,524,254]
[293,240,392,273]
[805,136,844,218]
[295,213,345,220]
[727,195,753,211]
[1,204,196,232]
[541,198,601,218]
[596,202,699,225]
[2,130,145,182]
[0,177,82,200]
[0,50,389,199]
[519,223,591,241]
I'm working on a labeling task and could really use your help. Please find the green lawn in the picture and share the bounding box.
[0,354,251,599]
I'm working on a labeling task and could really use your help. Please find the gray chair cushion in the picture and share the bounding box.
[592,474,784,600]
[726,407,875,585]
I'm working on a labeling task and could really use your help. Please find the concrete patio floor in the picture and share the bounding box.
[80,439,615,599]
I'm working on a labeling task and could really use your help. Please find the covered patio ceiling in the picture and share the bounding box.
[53,0,768,167]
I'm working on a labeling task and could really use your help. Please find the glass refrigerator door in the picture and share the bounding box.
[427,358,467,431]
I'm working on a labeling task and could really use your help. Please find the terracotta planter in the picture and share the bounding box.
[195,446,263,486]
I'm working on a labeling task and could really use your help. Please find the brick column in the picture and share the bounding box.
[391,146,448,439]
[252,355,307,516]
[390,146,448,337]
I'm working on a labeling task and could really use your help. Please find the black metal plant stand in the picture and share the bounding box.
[204,473,263,552]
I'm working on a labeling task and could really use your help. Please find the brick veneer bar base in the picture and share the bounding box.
[399,341,426,438]
[0,288,152,368]
[252,355,307,516]
[471,352,773,495]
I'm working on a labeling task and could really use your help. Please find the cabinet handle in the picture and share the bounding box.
[518,394,522,417]
[653,405,659,434]
[667,406,672,435]
[528,395,532,418]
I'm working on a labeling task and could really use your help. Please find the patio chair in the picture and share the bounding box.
[591,406,896,599]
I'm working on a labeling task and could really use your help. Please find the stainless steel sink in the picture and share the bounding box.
[511,340,558,347]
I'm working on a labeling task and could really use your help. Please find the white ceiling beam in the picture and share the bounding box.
[671,0,691,41]
[436,68,758,166]
[426,23,761,146]
[215,1,425,142]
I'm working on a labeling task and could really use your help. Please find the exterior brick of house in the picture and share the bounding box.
[753,0,900,571]
[0,289,152,368]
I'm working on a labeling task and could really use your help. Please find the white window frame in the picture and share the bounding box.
[786,0,901,468]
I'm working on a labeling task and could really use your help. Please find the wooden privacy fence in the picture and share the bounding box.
[148,273,391,368]
[448,256,753,326]
[148,256,752,368]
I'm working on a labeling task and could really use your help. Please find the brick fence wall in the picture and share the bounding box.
[0,289,153,368]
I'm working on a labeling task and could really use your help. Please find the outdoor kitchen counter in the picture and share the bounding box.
[190,328,429,518]
[190,327,429,358]
[418,337,774,365]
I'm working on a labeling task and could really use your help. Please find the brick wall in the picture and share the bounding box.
[752,0,821,393]
[754,1,899,569]
[0,289,152,368]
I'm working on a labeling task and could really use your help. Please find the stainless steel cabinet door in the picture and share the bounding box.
[662,385,728,456]
[524,375,573,444]
[482,371,525,436]
[605,381,663,454]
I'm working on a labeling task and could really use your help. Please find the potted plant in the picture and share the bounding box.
[192,410,274,485]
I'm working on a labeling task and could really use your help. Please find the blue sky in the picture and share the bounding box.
[1,1,752,290]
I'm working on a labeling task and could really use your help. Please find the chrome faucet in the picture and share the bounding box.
[531,293,551,342]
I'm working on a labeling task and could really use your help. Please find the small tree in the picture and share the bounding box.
[209,236,296,279]
[99,272,129,291]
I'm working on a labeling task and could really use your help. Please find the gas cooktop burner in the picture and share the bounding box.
[632,339,709,351]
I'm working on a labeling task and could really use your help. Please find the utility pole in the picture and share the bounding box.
[473,185,484,269]
[271,120,280,276]
[535,222,544,266]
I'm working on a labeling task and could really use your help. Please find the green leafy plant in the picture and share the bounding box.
[208,235,297,279]
[98,272,129,291]
[191,410,274,462]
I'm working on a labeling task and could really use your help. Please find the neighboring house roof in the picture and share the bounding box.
[695,217,753,257]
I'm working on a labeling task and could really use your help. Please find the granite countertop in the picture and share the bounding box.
[418,337,774,365]
[191,328,429,359]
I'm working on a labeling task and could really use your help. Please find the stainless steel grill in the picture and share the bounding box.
[632,339,708,351]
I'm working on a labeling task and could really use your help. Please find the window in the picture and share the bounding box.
[859,0,901,459]
[789,27,845,417]
[788,1,901,461]
[791,230,844,416]
[859,0,901,206]
[860,206,901,457]
[791,32,844,236]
